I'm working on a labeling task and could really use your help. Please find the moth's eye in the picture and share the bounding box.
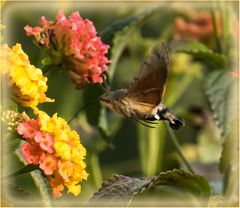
[105,98,111,104]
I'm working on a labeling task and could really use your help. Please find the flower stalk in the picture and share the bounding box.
[167,126,195,174]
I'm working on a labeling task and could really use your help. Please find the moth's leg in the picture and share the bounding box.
[144,120,158,124]
[134,119,156,128]
[130,116,156,128]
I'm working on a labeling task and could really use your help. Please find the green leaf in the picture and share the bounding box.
[108,8,158,81]
[154,169,211,204]
[3,164,38,179]
[89,169,211,206]
[219,117,238,200]
[170,40,226,68]
[89,174,155,206]
[97,108,110,142]
[101,16,137,46]
[210,71,240,202]
[83,84,102,126]
[83,85,112,146]
[219,127,235,173]
[205,71,237,137]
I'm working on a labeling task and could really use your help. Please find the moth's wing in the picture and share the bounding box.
[125,43,170,106]
[122,99,156,115]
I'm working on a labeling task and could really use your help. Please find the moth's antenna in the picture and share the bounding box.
[68,99,99,124]
[97,83,109,95]
[97,73,111,97]
[102,73,109,91]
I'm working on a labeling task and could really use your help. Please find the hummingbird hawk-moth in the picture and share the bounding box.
[99,43,184,130]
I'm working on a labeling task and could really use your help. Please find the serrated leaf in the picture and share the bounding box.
[154,169,211,204]
[205,71,237,137]
[89,169,211,206]
[206,71,238,200]
[170,40,226,68]
[108,8,158,81]
[90,174,155,206]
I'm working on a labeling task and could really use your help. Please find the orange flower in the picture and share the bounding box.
[17,110,88,198]
[173,12,222,41]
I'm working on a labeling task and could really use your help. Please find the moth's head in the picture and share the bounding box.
[99,93,114,109]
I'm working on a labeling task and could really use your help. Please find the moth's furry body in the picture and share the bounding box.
[100,90,183,130]
[100,43,184,130]
[100,89,156,119]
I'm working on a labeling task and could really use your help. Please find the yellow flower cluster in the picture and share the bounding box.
[37,110,88,196]
[0,43,54,108]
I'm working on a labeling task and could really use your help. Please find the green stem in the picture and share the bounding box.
[220,1,230,57]
[138,123,165,176]
[90,152,103,188]
[147,124,166,175]
[15,148,51,206]
[211,10,222,54]
[30,170,51,207]
[167,126,195,174]
[138,125,148,174]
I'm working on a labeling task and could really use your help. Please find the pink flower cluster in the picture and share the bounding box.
[17,119,56,174]
[173,12,222,41]
[25,10,110,89]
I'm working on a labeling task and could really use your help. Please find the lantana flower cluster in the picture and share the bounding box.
[173,12,222,41]
[17,110,88,198]
[24,10,110,89]
[0,43,54,108]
